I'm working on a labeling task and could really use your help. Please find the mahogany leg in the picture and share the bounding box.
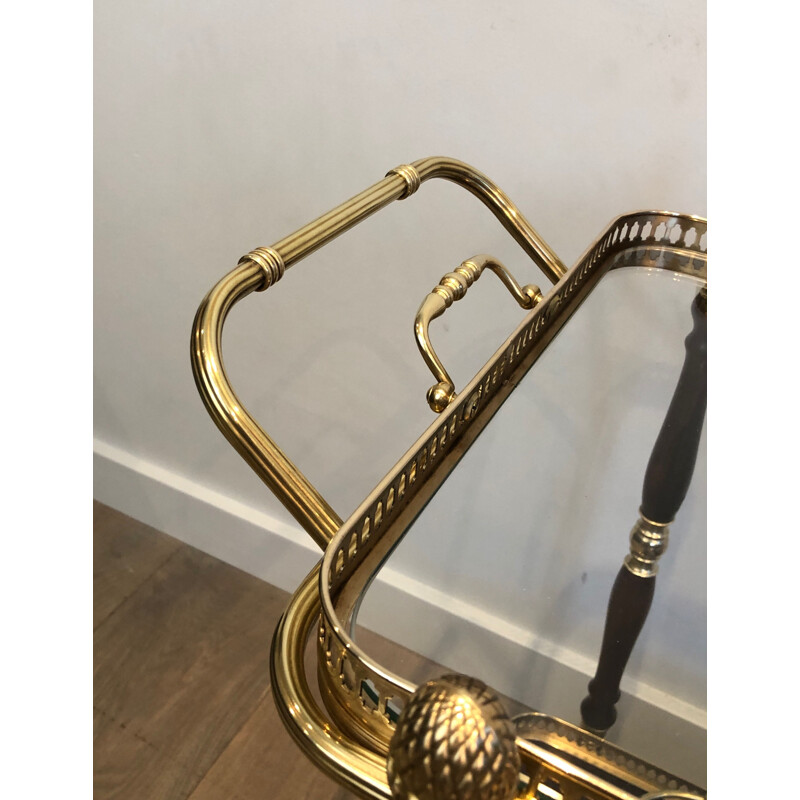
[580,288,706,735]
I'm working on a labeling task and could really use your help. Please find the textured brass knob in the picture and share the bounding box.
[387,674,521,800]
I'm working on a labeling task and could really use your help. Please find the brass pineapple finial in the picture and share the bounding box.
[387,674,521,800]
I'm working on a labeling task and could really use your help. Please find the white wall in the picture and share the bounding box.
[94,0,706,777]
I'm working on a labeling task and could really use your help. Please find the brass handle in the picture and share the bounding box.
[414,255,542,412]
[193,158,566,549]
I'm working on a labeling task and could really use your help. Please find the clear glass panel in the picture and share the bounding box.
[353,266,706,786]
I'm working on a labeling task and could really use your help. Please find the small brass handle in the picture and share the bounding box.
[414,255,542,412]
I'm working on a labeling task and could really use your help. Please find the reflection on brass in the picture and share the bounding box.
[415,255,543,412]
[514,712,705,799]
[191,157,568,549]
[625,514,670,578]
[270,566,391,797]
[388,675,520,800]
[641,794,705,800]
[191,157,707,799]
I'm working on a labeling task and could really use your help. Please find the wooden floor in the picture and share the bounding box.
[94,500,443,800]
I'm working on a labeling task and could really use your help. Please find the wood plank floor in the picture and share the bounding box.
[94,501,356,799]
[94,501,458,800]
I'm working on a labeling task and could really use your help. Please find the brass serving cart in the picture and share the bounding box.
[191,158,707,800]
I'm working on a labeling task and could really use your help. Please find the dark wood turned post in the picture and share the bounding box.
[580,288,706,735]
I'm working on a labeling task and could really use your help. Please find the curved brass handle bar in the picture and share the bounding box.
[191,158,565,548]
[270,564,393,799]
[249,157,565,286]
[408,159,566,284]
[415,255,543,412]
[191,265,343,550]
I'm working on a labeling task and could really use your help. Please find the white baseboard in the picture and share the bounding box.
[93,437,706,781]
[93,438,321,593]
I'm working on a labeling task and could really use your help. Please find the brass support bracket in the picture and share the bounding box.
[414,255,542,412]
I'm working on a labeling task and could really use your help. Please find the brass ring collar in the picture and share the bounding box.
[239,246,286,291]
[386,164,421,199]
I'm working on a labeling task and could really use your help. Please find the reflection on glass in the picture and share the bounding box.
[353,268,706,787]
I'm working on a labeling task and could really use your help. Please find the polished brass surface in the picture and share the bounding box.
[191,157,567,549]
[388,675,521,800]
[317,210,706,766]
[191,157,707,799]
[385,164,421,199]
[624,514,671,578]
[513,713,705,799]
[191,263,341,550]
[415,255,543,412]
[239,245,285,291]
[269,566,392,799]
[640,795,704,800]
[273,570,704,800]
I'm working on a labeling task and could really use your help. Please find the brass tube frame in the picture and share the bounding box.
[191,158,707,799]
[191,158,566,549]
[270,566,391,798]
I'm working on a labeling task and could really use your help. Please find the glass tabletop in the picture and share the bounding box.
[351,266,707,787]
